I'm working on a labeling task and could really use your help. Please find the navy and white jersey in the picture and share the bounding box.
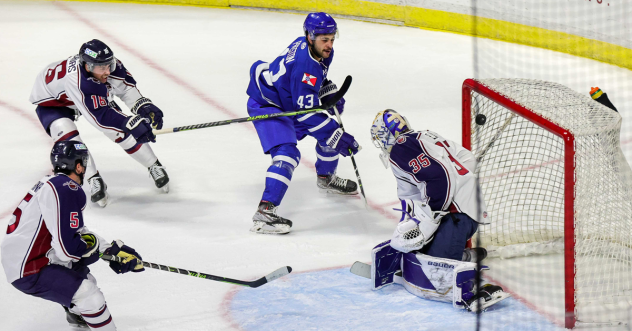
[29,55,143,135]
[1,174,108,283]
[389,130,488,223]
[246,36,333,112]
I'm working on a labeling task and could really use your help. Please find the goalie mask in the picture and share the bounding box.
[371,109,412,168]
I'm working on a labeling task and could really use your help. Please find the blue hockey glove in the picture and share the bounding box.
[326,128,361,157]
[132,97,164,129]
[125,115,156,143]
[103,240,144,274]
[319,79,345,116]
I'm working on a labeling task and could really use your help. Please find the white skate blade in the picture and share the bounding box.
[318,188,359,195]
[350,261,371,279]
[95,192,109,208]
[160,184,169,193]
[250,221,290,235]
[468,291,511,312]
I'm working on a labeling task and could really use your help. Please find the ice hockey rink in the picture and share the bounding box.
[1,1,631,330]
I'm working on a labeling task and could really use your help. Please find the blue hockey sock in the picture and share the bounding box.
[315,141,339,176]
[262,144,301,206]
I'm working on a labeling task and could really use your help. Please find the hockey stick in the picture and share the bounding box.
[331,105,368,208]
[475,113,515,163]
[100,254,291,288]
[349,261,371,279]
[154,75,353,135]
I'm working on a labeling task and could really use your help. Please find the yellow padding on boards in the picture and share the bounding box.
[55,0,632,70]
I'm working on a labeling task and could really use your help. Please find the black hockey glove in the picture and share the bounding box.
[319,79,345,116]
[326,128,361,157]
[103,240,144,274]
[132,97,164,129]
[125,115,156,143]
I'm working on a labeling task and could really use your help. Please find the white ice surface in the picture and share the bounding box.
[0,1,631,330]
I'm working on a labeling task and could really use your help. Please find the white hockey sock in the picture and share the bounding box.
[129,143,158,168]
[70,275,117,330]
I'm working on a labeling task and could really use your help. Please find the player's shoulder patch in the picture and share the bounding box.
[63,180,80,191]
[396,135,407,144]
[301,73,318,87]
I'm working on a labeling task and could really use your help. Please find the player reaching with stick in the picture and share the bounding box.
[30,39,170,207]
[245,13,361,234]
[1,141,145,330]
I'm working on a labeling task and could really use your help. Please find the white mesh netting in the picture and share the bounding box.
[466,79,632,326]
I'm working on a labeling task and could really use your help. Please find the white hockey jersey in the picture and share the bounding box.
[389,130,488,223]
[1,174,108,284]
[29,54,144,135]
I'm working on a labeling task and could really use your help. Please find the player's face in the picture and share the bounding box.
[87,63,111,83]
[312,34,335,59]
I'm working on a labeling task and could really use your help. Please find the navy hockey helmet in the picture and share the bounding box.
[303,12,338,40]
[51,140,90,173]
[79,39,116,72]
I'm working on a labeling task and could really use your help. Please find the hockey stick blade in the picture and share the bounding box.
[248,266,293,288]
[350,261,371,279]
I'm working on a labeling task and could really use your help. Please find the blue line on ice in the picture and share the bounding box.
[230,267,563,331]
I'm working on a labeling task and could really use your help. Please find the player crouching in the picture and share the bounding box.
[30,39,170,207]
[367,109,510,312]
[1,141,145,330]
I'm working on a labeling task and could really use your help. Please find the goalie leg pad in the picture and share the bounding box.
[371,240,402,290]
[400,252,478,306]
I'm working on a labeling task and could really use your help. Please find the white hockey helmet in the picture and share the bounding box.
[371,109,412,168]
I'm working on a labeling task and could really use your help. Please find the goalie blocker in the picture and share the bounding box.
[371,241,510,312]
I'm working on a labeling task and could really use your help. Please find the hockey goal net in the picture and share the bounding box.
[462,79,632,329]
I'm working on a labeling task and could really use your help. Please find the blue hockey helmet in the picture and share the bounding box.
[79,39,116,72]
[303,12,338,40]
[51,140,90,173]
[371,109,412,168]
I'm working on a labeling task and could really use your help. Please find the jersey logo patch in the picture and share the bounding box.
[396,136,407,144]
[302,73,317,87]
[64,181,80,191]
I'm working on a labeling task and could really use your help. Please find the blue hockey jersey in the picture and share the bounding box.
[246,36,333,112]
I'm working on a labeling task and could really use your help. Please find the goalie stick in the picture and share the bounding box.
[350,261,371,279]
[154,75,353,135]
[100,254,291,288]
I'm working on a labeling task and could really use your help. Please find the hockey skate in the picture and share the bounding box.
[148,160,169,193]
[464,284,511,312]
[88,172,108,207]
[317,174,358,195]
[250,201,292,235]
[63,306,88,329]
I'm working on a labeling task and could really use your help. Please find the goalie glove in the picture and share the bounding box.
[318,79,345,116]
[390,199,448,253]
[103,240,144,274]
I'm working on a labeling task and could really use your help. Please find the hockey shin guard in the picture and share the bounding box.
[262,144,301,206]
[315,141,339,176]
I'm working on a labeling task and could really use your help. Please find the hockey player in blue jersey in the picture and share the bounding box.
[245,12,361,234]
[367,109,509,312]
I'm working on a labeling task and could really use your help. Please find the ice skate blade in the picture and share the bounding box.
[94,192,109,208]
[69,323,89,330]
[250,221,290,235]
[318,188,359,195]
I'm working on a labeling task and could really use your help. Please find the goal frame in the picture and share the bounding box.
[461,78,577,329]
